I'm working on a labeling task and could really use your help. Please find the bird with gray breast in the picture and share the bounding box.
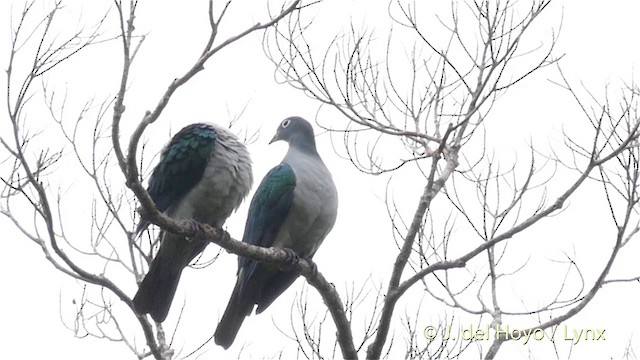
[214,116,339,349]
[133,122,253,323]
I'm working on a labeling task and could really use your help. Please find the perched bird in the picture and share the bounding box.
[214,116,338,349]
[133,123,253,323]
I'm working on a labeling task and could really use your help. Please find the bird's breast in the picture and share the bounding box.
[272,155,338,257]
[168,133,252,228]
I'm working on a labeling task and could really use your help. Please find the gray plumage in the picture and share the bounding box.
[133,122,253,323]
[214,116,338,348]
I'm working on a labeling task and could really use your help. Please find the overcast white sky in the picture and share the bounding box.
[2,0,640,359]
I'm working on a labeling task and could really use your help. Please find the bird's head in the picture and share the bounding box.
[269,116,317,153]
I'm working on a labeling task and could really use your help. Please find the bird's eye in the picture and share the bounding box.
[281,119,291,128]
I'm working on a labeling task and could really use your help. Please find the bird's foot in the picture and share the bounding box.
[185,220,231,247]
[216,227,231,243]
[281,247,300,270]
[303,257,318,277]
[280,248,317,276]
[185,219,207,243]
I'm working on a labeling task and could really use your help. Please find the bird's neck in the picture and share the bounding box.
[287,134,318,156]
[284,143,323,166]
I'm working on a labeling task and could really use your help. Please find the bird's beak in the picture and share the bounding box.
[269,133,280,144]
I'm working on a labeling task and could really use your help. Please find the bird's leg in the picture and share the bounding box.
[280,247,300,270]
[185,219,208,243]
[302,257,318,277]
[217,227,231,243]
[280,249,317,276]
[185,219,231,245]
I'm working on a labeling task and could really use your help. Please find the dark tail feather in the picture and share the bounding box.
[214,281,254,349]
[134,231,207,322]
[133,252,183,323]
[255,271,299,314]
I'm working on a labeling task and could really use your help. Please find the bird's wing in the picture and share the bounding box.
[136,123,217,235]
[239,163,296,268]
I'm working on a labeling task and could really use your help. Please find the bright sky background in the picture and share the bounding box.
[2,0,640,359]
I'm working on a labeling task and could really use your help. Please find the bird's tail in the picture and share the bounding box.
[133,233,198,323]
[133,255,183,323]
[214,280,255,349]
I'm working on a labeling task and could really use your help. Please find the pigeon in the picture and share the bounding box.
[214,116,338,348]
[133,122,253,323]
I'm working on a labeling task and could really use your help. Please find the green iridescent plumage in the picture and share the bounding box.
[136,123,217,235]
[241,164,295,256]
[133,122,253,323]
[215,117,338,349]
